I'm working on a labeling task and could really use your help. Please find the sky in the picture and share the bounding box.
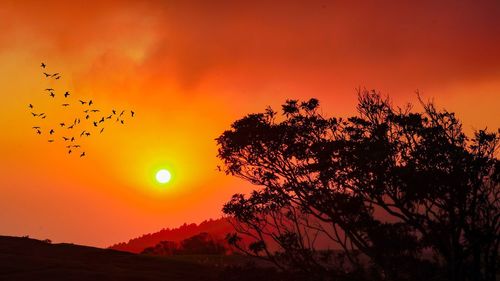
[0,0,499,247]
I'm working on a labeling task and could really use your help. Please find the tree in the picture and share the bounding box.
[217,90,499,281]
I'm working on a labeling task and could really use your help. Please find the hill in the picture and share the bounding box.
[0,235,219,281]
[109,218,234,253]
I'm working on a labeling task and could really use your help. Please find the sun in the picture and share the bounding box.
[156,169,172,184]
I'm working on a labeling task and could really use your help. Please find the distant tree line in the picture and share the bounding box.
[217,90,499,281]
[141,232,227,256]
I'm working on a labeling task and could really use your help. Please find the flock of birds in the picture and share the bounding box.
[29,62,135,157]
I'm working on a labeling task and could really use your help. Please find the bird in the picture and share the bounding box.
[62,103,70,107]
[100,128,104,134]
[44,88,54,91]
[55,76,60,80]
[32,126,40,129]
[91,109,100,113]
[99,117,105,123]
[79,100,87,105]
[49,129,54,135]
[68,149,72,154]
[31,112,38,117]
[41,115,46,119]
[63,137,69,141]
[106,115,112,120]
[36,129,42,135]
[83,109,89,113]
[85,115,90,119]
[64,91,70,98]
[73,145,81,148]
[60,123,65,127]
[41,62,46,68]
[68,125,74,129]
[112,110,116,115]
[131,111,135,117]
[28,104,33,109]
[48,139,54,143]
[120,120,124,124]
[119,110,124,117]
[217,165,222,172]
[88,100,93,106]
[85,132,90,137]
[49,92,55,98]
[71,137,75,142]
[43,72,51,77]
[51,73,59,77]
[93,121,98,127]
[80,130,86,137]
[80,152,85,157]
[66,145,72,149]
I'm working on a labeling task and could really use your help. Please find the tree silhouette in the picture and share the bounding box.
[217,90,499,281]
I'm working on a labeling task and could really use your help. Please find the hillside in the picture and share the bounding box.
[109,218,235,253]
[0,235,219,281]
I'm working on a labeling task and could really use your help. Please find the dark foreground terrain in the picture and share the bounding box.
[0,235,222,281]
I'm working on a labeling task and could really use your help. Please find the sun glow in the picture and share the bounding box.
[155,169,172,184]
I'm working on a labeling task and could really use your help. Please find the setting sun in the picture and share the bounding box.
[155,169,172,184]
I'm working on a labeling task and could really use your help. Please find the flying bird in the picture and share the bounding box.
[131,111,135,117]
[68,149,72,154]
[85,115,90,119]
[28,104,33,109]
[64,91,70,98]
[63,137,69,141]
[43,72,51,77]
[80,130,86,137]
[41,62,46,68]
[51,73,59,77]
[100,128,104,134]
[112,110,116,115]
[32,126,40,129]
[91,109,100,113]
[120,120,124,124]
[88,100,93,106]
[85,132,90,137]
[99,117,105,123]
[44,88,54,91]
[49,92,55,98]
[80,152,85,157]
[93,121,98,127]
[71,137,75,142]
[62,103,70,107]
[119,110,124,117]
[73,145,81,148]
[49,129,54,135]
[68,125,74,129]
[79,100,87,105]
[60,123,65,127]
[55,76,61,80]
[36,129,42,135]
[31,112,38,117]
[48,139,54,143]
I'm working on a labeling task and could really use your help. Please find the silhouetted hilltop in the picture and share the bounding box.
[109,218,235,253]
[0,235,219,281]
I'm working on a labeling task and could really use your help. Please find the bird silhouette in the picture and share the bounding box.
[80,130,86,137]
[85,132,90,137]
[80,152,85,157]
[91,109,100,113]
[62,103,70,107]
[41,115,46,119]
[119,110,124,117]
[48,139,54,143]
[49,129,54,135]
[29,104,34,109]
[131,111,135,117]
[88,100,93,106]
[45,88,54,91]
[32,126,40,129]
[73,145,81,148]
[120,120,124,124]
[112,110,116,115]
[55,76,61,80]
[36,129,42,135]
[43,72,51,77]
[106,115,112,120]
[100,128,105,134]
[79,100,87,105]
[49,92,55,98]
[85,115,90,119]
[60,123,65,127]
[93,121,98,127]
[64,91,70,97]
[51,73,59,77]
[99,117,105,123]
[68,149,72,154]
[31,112,38,117]
[71,137,75,142]
[63,137,69,141]
[68,125,74,129]
[41,62,46,68]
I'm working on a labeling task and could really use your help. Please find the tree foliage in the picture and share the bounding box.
[216,90,499,281]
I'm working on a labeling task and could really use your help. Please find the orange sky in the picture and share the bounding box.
[0,0,499,247]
